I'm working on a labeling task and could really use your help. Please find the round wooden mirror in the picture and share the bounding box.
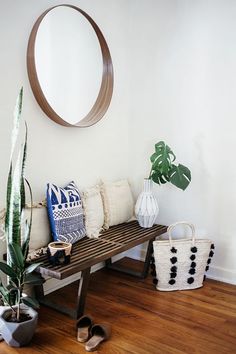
[27,5,113,127]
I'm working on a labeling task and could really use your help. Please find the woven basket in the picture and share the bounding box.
[153,222,214,291]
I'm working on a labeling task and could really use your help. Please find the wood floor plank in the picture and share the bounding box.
[0,258,235,353]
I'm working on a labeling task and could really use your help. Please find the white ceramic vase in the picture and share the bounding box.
[135,179,159,228]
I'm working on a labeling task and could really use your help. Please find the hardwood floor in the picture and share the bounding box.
[0,258,236,354]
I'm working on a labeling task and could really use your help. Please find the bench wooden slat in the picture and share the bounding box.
[40,244,123,279]
[35,241,116,270]
[35,221,167,280]
[102,226,164,244]
[100,222,166,243]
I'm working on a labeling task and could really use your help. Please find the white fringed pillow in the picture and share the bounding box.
[82,185,105,238]
[100,179,134,228]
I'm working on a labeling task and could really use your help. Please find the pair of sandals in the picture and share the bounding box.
[77,315,111,352]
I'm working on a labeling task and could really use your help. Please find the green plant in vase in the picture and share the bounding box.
[0,87,44,347]
[135,141,191,228]
[149,141,191,190]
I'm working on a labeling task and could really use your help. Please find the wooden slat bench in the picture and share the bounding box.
[34,220,167,319]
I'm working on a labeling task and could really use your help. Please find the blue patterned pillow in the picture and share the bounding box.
[46,181,86,244]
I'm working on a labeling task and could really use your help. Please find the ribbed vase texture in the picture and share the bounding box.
[135,179,159,228]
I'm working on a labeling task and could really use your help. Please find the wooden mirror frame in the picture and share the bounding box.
[27,5,113,127]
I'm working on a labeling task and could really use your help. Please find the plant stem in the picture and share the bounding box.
[17,304,20,322]
[17,288,21,322]
[9,304,17,316]
[148,167,152,179]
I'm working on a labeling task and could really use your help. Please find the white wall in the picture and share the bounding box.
[0,0,131,260]
[127,0,236,284]
[0,0,235,286]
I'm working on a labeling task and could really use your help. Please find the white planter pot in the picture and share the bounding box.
[135,179,159,228]
[0,305,38,347]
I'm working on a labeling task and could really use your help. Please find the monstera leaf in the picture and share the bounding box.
[169,164,191,191]
[149,141,191,191]
[150,170,170,185]
[150,141,176,175]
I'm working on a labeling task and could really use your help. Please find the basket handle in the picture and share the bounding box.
[167,221,196,247]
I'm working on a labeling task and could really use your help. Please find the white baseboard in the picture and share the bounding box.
[44,252,125,295]
[207,266,236,285]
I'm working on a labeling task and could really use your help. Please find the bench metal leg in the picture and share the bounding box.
[34,282,44,299]
[76,267,91,319]
[105,239,154,279]
[35,267,91,320]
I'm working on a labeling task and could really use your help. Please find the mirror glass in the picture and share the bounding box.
[27,5,113,127]
[35,7,103,124]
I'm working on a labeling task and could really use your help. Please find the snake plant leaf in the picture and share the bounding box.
[0,262,16,278]
[169,163,191,191]
[21,178,32,261]
[7,147,22,250]
[6,88,23,230]
[8,243,24,271]
[10,87,23,162]
[20,177,25,216]
[21,296,40,309]
[5,163,12,233]
[151,141,176,175]
[22,219,29,262]
[5,88,24,264]
[20,123,28,212]
[6,88,23,234]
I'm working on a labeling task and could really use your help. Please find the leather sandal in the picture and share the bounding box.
[77,315,94,343]
[85,323,111,352]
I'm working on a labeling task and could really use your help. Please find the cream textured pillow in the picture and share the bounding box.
[22,203,52,251]
[82,186,104,238]
[101,179,134,228]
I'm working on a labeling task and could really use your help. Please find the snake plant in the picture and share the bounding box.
[0,88,43,322]
[149,141,191,191]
